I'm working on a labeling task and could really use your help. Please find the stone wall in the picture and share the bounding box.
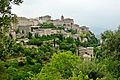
[15,15,90,39]
[31,28,61,37]
[17,17,33,27]
[16,17,39,38]
[29,19,39,26]
[38,15,51,23]
[76,47,94,60]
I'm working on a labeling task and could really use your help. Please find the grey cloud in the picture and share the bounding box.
[12,0,120,35]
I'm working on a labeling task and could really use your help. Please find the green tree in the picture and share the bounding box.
[0,0,23,31]
[28,32,32,39]
[0,60,8,80]
[0,0,23,60]
[38,22,56,28]
[35,51,81,79]
[97,27,120,79]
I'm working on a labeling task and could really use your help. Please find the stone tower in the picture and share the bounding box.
[61,15,64,21]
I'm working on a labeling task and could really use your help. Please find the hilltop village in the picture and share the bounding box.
[10,15,95,60]
[11,15,89,39]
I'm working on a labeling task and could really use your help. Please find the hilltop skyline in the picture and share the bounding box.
[12,0,120,35]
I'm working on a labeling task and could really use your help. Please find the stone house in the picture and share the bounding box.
[30,26,61,37]
[29,19,39,26]
[15,15,90,39]
[16,17,40,38]
[76,47,94,60]
[38,15,51,23]
[17,17,33,27]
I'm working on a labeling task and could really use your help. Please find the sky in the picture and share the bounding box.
[12,0,120,35]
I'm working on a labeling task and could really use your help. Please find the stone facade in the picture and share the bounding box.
[15,15,90,39]
[17,17,33,27]
[76,47,94,60]
[11,15,94,59]
[50,19,63,26]
[38,15,51,23]
[17,17,39,27]
[51,16,74,30]
[29,19,39,26]
[36,15,85,33]
[16,17,39,38]
[10,29,16,40]
[80,26,89,32]
[30,26,61,37]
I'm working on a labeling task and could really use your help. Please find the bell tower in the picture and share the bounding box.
[61,15,64,21]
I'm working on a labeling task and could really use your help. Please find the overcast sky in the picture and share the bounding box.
[12,0,120,35]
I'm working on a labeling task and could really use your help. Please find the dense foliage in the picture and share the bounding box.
[95,27,120,79]
[38,22,56,29]
[66,29,77,34]
[32,51,113,80]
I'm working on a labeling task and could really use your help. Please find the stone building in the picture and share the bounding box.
[80,26,89,32]
[29,19,39,26]
[16,17,33,38]
[35,15,89,34]
[10,29,16,40]
[15,15,90,39]
[51,16,74,30]
[51,19,63,26]
[16,17,39,38]
[72,34,79,39]
[73,24,82,32]
[17,17,33,27]
[30,26,61,37]
[37,15,78,31]
[76,47,94,60]
[50,15,83,33]
[38,15,51,23]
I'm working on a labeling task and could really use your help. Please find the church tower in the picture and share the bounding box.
[61,15,64,21]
